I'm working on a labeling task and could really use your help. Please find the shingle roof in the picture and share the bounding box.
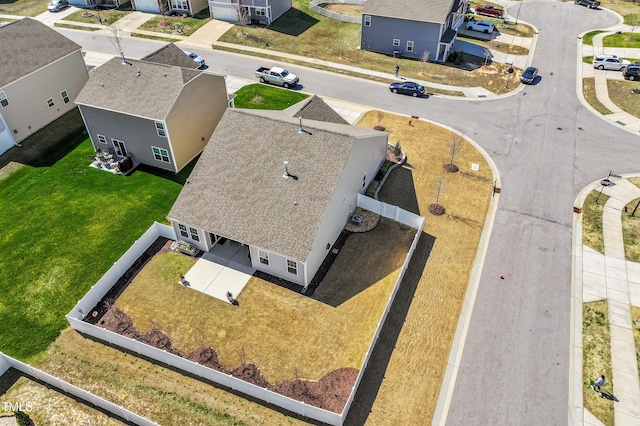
[168,109,381,261]
[0,18,82,88]
[363,0,458,23]
[74,57,201,120]
[141,43,200,69]
[284,95,349,125]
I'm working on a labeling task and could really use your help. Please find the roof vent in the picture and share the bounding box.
[298,117,312,135]
[136,70,141,77]
[283,161,290,178]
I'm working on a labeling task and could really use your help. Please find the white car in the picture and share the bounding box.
[592,55,630,71]
[466,20,494,34]
[182,50,205,68]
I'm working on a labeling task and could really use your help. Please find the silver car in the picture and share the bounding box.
[593,55,630,71]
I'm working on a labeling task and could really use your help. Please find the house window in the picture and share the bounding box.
[287,259,297,275]
[362,174,367,189]
[407,41,414,52]
[97,134,107,144]
[393,39,400,47]
[189,227,200,241]
[171,0,188,10]
[364,15,371,26]
[256,8,265,16]
[0,91,8,108]
[178,224,189,238]
[46,98,55,108]
[259,250,269,265]
[152,146,170,163]
[155,121,166,137]
[60,90,70,104]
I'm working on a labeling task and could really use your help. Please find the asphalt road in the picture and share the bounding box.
[57,1,640,424]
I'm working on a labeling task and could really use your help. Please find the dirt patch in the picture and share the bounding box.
[96,307,358,413]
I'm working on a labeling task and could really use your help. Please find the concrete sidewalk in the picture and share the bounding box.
[573,177,640,426]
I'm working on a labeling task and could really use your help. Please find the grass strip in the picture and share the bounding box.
[232,84,308,109]
[582,78,613,115]
[131,32,182,42]
[54,23,101,31]
[582,189,610,254]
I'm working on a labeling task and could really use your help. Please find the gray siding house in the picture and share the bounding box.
[0,18,89,156]
[209,0,291,25]
[361,0,468,62]
[75,57,229,173]
[168,103,388,288]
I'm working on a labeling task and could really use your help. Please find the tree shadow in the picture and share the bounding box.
[343,231,435,425]
[268,8,319,36]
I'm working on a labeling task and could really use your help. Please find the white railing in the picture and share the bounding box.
[0,352,158,425]
[357,193,424,229]
[309,0,363,24]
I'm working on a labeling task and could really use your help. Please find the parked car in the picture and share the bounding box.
[574,0,600,8]
[622,65,640,81]
[255,66,299,88]
[182,50,205,68]
[466,20,495,34]
[47,0,69,12]
[474,5,504,18]
[593,55,630,71]
[389,81,426,97]
[520,66,538,84]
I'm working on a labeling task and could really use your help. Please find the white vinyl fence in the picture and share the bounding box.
[309,0,364,24]
[67,205,425,425]
[0,352,158,425]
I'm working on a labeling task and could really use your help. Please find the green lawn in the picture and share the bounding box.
[61,8,130,25]
[0,0,48,17]
[0,124,190,360]
[139,10,210,36]
[582,190,610,254]
[602,32,640,48]
[233,84,308,109]
[582,30,605,46]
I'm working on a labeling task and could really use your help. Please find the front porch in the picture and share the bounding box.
[181,239,255,303]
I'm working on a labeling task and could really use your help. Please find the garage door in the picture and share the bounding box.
[134,0,159,13]
[0,114,15,156]
[212,5,237,22]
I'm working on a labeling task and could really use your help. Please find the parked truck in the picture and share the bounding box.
[255,66,299,88]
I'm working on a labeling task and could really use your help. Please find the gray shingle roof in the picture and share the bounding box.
[0,18,82,88]
[74,57,201,120]
[168,109,381,261]
[141,43,200,69]
[363,0,458,23]
[285,95,349,125]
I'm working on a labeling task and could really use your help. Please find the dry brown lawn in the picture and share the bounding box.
[2,376,123,425]
[322,4,362,16]
[622,197,640,262]
[114,218,415,384]
[583,78,613,116]
[352,111,494,423]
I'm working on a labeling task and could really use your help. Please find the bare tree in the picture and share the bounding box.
[444,132,464,172]
[626,16,639,40]
[106,24,127,64]
[482,47,492,67]
[429,169,446,215]
[420,50,430,73]
[234,0,250,35]
[157,0,171,25]
[374,110,385,130]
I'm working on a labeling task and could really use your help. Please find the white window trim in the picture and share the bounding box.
[364,15,371,26]
[0,91,10,108]
[393,39,400,47]
[259,250,269,265]
[287,259,298,275]
[256,8,265,16]
[155,121,166,137]
[178,224,189,238]
[46,98,55,108]
[189,227,200,241]
[152,146,171,163]
[407,41,414,52]
[60,90,70,104]
[97,134,108,144]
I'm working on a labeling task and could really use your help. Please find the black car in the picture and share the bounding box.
[623,65,640,81]
[520,67,538,84]
[389,81,426,97]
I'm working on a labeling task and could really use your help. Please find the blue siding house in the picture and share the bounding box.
[360,0,468,62]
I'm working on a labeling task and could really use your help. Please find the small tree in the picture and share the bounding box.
[107,24,127,64]
[157,0,171,25]
[482,47,492,67]
[420,50,430,73]
[234,0,250,35]
[444,132,463,172]
[429,169,446,215]
[374,111,385,131]
[626,16,639,41]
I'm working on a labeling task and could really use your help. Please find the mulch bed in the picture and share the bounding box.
[96,306,357,413]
